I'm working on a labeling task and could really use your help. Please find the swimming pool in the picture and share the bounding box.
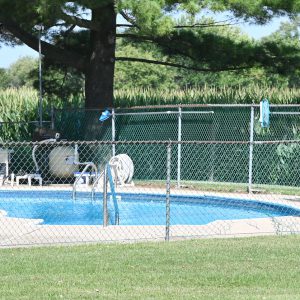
[0,191,299,225]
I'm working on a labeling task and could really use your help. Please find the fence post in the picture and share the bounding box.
[248,106,255,193]
[165,142,172,241]
[103,165,109,226]
[112,108,116,157]
[177,107,182,188]
[51,105,55,130]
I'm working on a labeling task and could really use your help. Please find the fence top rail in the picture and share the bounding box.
[114,110,214,116]
[0,121,51,125]
[53,104,300,112]
[1,139,300,146]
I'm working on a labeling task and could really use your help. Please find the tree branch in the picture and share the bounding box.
[2,20,86,71]
[116,33,195,60]
[116,33,154,41]
[62,24,76,37]
[60,11,100,31]
[174,21,242,29]
[116,17,241,30]
[116,57,252,72]
[116,23,136,28]
[120,10,139,28]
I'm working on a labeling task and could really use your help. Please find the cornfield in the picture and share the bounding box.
[1,85,300,140]
[0,88,39,141]
[1,85,300,112]
[0,88,39,120]
[114,85,300,107]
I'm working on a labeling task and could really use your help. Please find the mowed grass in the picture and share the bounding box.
[0,236,300,299]
[136,180,300,196]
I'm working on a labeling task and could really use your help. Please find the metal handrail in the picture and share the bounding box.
[102,164,120,226]
[72,162,98,200]
[32,138,57,174]
[91,169,104,199]
[107,164,119,225]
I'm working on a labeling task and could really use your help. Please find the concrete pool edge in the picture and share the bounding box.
[0,215,299,247]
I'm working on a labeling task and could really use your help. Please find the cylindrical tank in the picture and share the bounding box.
[49,146,78,177]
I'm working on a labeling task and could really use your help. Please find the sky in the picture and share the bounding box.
[0,16,288,69]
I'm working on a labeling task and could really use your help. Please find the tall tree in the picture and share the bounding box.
[262,16,300,87]
[1,0,300,108]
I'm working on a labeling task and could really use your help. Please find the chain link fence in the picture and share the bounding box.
[0,140,299,247]
[51,105,300,187]
[52,104,300,141]
[4,104,299,143]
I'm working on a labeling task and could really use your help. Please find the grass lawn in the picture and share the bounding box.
[0,236,300,299]
[137,180,300,196]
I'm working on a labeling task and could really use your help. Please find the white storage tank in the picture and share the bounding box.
[49,146,78,177]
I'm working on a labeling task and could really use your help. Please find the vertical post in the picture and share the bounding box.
[103,165,109,226]
[177,107,182,188]
[112,108,116,157]
[51,105,55,130]
[38,26,43,128]
[165,143,172,241]
[209,119,217,181]
[248,106,255,193]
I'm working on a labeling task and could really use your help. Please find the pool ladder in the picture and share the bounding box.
[72,162,98,200]
[72,163,119,226]
[102,164,119,226]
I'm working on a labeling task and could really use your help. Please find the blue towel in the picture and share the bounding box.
[260,99,270,128]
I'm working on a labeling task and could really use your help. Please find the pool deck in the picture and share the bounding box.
[0,184,300,247]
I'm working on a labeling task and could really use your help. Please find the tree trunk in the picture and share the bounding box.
[85,5,116,109]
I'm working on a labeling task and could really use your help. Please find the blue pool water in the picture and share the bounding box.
[0,191,299,225]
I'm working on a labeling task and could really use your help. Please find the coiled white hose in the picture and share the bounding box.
[109,154,134,185]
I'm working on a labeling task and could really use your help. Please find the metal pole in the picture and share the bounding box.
[112,108,116,157]
[38,26,43,128]
[272,112,300,115]
[51,105,55,130]
[165,143,171,241]
[177,107,182,188]
[209,119,218,181]
[103,165,108,226]
[248,106,255,193]
[115,111,214,116]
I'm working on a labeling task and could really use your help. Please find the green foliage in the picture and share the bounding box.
[114,85,300,107]
[207,0,300,23]
[1,0,300,110]
[0,86,83,141]
[2,1,300,94]
[41,63,85,100]
[4,57,38,88]
[0,56,84,101]
[272,126,300,186]
[175,67,290,89]
[0,88,39,141]
[0,68,10,88]
[260,16,300,87]
[1,84,300,118]
[115,43,177,89]
[0,88,38,121]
